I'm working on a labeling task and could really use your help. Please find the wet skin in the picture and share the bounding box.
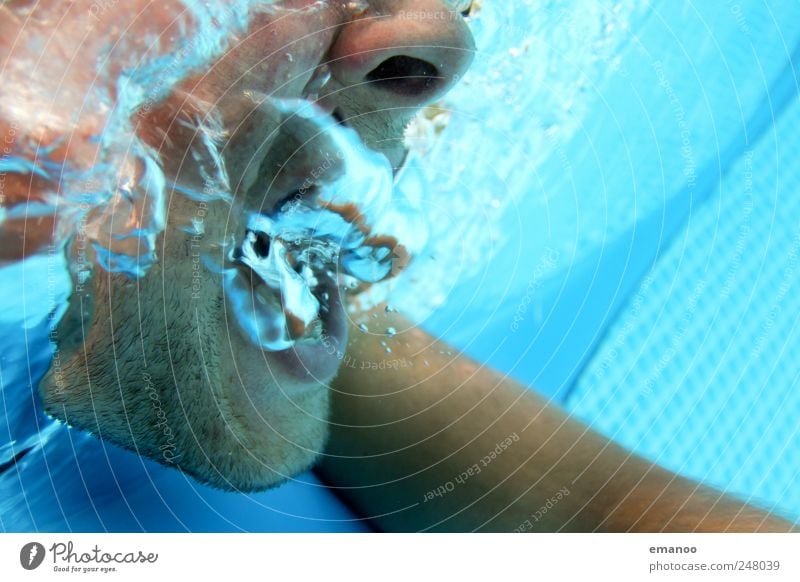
[36,0,475,491]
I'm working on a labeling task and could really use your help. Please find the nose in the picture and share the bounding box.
[329,0,475,106]
[322,0,475,170]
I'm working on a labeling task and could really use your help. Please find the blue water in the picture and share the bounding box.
[3,0,800,530]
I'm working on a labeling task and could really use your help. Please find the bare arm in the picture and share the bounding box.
[317,311,797,532]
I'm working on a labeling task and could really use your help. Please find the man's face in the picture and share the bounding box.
[42,0,474,491]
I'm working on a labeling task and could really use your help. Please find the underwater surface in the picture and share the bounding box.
[2,0,799,530]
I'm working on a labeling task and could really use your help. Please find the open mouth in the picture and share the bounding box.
[227,220,332,351]
[216,100,409,379]
[226,199,405,341]
[223,224,344,381]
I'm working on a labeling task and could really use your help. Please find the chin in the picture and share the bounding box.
[39,236,346,492]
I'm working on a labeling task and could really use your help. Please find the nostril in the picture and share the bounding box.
[365,55,441,97]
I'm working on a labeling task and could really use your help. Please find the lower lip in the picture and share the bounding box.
[271,278,348,382]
